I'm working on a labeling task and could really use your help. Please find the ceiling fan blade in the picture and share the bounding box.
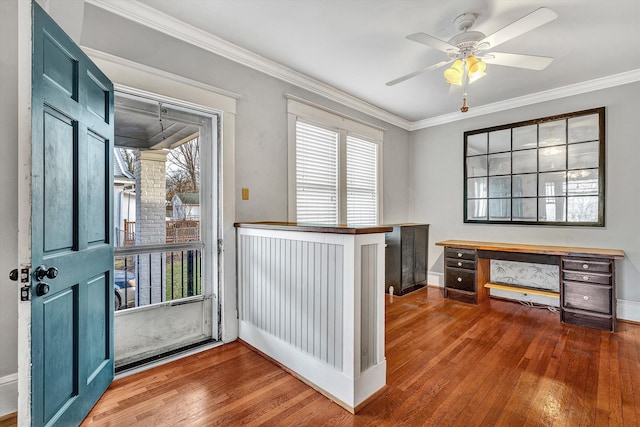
[386,60,452,86]
[481,7,557,50]
[484,52,553,70]
[406,32,458,53]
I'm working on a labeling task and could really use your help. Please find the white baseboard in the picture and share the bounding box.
[0,373,17,417]
[428,272,444,288]
[617,299,640,323]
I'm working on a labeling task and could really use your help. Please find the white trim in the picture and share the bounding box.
[84,0,410,130]
[82,47,242,103]
[0,373,17,417]
[84,51,238,344]
[617,299,640,323]
[410,69,640,130]
[285,94,386,133]
[84,1,640,132]
[0,374,18,387]
[17,0,33,423]
[287,97,384,140]
[428,271,444,288]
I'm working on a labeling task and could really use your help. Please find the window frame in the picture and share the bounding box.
[463,107,606,226]
[287,95,383,225]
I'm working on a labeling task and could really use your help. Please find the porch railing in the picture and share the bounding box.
[113,242,203,311]
[115,220,200,246]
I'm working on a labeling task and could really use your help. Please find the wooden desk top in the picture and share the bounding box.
[235,221,393,235]
[436,239,625,259]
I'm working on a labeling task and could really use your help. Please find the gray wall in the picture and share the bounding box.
[0,2,411,415]
[2,0,637,416]
[0,0,20,382]
[80,4,412,225]
[409,82,640,303]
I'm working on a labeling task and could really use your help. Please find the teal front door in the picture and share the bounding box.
[31,3,114,425]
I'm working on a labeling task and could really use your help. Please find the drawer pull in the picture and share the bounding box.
[457,277,463,282]
[458,253,463,258]
[583,264,589,269]
[583,295,590,301]
[457,262,462,267]
[583,276,589,281]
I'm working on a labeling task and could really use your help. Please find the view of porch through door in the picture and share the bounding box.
[111,91,219,370]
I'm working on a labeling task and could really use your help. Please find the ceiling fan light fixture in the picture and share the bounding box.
[444,57,486,86]
[466,56,486,78]
[444,59,464,85]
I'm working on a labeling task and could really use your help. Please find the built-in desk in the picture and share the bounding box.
[436,240,625,332]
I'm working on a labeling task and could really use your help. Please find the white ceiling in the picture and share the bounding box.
[90,0,640,126]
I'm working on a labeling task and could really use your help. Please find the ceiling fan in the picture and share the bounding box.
[386,7,558,112]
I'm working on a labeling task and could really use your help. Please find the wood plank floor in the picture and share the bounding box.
[82,287,640,426]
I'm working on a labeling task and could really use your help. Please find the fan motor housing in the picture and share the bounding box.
[448,30,486,48]
[453,13,477,31]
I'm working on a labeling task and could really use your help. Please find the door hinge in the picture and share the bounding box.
[20,267,30,301]
[217,239,224,254]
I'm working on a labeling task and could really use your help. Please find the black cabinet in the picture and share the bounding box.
[384,224,429,295]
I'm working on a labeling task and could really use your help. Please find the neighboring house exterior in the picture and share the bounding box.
[113,148,136,246]
[172,192,200,220]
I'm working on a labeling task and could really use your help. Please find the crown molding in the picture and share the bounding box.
[85,0,640,133]
[410,69,640,130]
[85,0,412,131]
[82,46,243,102]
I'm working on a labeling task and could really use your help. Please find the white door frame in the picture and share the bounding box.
[17,0,33,424]
[85,47,241,343]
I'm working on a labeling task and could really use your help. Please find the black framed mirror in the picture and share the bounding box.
[464,107,605,226]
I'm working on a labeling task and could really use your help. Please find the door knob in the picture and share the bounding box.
[35,265,58,281]
[9,269,18,281]
[36,282,50,296]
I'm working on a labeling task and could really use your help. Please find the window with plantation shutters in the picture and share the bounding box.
[288,96,382,226]
[295,121,339,223]
[346,135,377,225]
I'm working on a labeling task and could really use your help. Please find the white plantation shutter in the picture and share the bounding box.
[289,97,382,225]
[346,135,378,225]
[295,121,339,223]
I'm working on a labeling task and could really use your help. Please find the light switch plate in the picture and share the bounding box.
[242,188,249,200]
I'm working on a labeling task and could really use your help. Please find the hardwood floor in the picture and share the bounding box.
[82,287,640,426]
[0,413,17,427]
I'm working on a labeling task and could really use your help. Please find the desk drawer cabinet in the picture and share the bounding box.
[445,247,476,261]
[443,248,488,304]
[445,267,476,292]
[561,257,615,331]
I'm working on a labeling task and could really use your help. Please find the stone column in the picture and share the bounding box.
[135,150,168,305]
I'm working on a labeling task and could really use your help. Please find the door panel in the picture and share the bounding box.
[42,33,78,100]
[85,274,109,378]
[32,3,114,425]
[42,108,75,253]
[86,132,107,244]
[42,288,77,422]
